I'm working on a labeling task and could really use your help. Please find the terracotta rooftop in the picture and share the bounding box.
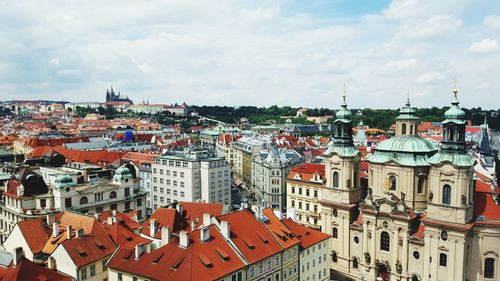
[0,256,72,281]
[108,225,245,281]
[282,218,331,249]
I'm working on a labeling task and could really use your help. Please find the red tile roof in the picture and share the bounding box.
[261,209,300,249]
[141,208,187,239]
[217,209,282,264]
[99,211,141,230]
[287,163,325,183]
[141,202,224,238]
[53,146,124,166]
[102,223,152,250]
[281,218,331,249]
[108,225,246,281]
[0,257,72,281]
[60,220,117,267]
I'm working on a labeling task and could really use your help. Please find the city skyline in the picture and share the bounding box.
[1,0,500,109]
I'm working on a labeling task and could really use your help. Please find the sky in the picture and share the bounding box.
[1,0,500,109]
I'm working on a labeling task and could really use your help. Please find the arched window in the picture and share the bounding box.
[79,196,88,205]
[389,175,397,191]
[333,172,339,189]
[485,258,495,278]
[332,251,338,263]
[332,227,338,239]
[109,191,117,199]
[442,184,451,205]
[410,124,414,135]
[402,123,407,135]
[411,274,419,281]
[352,257,359,269]
[380,231,390,251]
[417,176,425,194]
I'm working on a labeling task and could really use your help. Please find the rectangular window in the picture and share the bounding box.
[65,198,72,208]
[267,258,271,269]
[249,266,255,278]
[81,267,87,280]
[439,253,447,267]
[90,264,95,276]
[137,198,142,206]
[258,262,263,273]
[125,201,130,210]
[118,273,122,281]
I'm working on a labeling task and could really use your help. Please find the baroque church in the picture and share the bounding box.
[320,90,499,281]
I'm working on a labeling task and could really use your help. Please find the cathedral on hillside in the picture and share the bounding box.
[319,90,499,281]
[105,86,133,104]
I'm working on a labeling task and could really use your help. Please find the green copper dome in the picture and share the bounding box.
[54,174,76,189]
[396,98,419,120]
[443,89,466,124]
[113,165,133,181]
[375,136,437,153]
[369,136,437,166]
[334,94,352,123]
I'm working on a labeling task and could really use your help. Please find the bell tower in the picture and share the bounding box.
[320,90,362,276]
[427,88,475,224]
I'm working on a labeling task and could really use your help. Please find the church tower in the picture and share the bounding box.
[427,88,475,224]
[320,92,362,276]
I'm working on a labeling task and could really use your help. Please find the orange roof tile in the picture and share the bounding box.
[217,209,282,264]
[282,218,331,249]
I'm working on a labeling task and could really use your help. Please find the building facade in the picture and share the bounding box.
[252,148,302,211]
[151,146,231,210]
[287,163,325,230]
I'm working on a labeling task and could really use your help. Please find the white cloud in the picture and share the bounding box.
[469,38,500,53]
[239,6,280,23]
[415,71,445,84]
[0,0,498,108]
[484,15,500,29]
[49,58,60,65]
[383,0,469,19]
[395,15,462,40]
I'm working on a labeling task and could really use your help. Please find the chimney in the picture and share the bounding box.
[107,216,113,225]
[220,221,230,240]
[93,213,100,220]
[191,220,197,231]
[52,222,59,237]
[200,226,210,242]
[176,203,183,215]
[46,214,55,225]
[149,219,157,237]
[48,256,56,270]
[286,207,297,221]
[13,247,23,267]
[66,225,72,239]
[112,209,117,217]
[76,228,84,238]
[134,243,146,259]
[179,230,189,248]
[273,209,283,220]
[202,213,211,227]
[161,226,171,245]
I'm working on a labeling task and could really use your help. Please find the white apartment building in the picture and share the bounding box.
[151,147,231,210]
[252,148,302,211]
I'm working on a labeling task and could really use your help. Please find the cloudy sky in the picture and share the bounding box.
[1,0,499,109]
